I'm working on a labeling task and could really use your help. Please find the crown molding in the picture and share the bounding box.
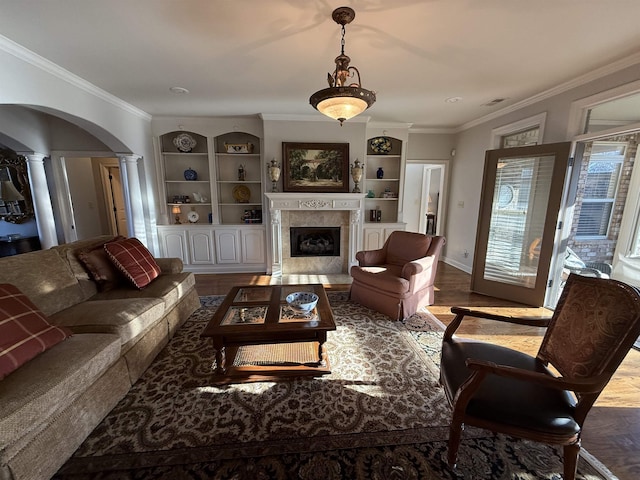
[367,121,413,130]
[0,34,151,121]
[458,51,640,133]
[259,113,371,123]
[409,127,457,135]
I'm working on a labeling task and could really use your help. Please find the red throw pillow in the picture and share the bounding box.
[0,284,72,380]
[77,236,126,291]
[104,237,161,289]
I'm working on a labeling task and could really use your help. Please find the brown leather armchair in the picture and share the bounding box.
[349,231,445,320]
[439,273,640,480]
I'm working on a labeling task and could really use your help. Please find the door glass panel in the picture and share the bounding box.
[483,155,554,288]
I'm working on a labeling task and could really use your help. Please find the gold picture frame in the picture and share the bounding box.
[282,142,349,193]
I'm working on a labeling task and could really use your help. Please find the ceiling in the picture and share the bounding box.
[2,0,640,130]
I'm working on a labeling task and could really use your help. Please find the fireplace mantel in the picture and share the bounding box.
[265,193,365,276]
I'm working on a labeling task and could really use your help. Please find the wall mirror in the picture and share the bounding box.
[0,148,34,223]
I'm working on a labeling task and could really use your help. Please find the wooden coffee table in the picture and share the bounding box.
[200,284,336,384]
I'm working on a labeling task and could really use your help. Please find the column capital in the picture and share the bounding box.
[21,152,49,163]
[116,153,142,164]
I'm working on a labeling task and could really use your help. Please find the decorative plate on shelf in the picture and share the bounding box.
[232,184,251,203]
[173,133,197,152]
[187,210,200,223]
[370,136,392,154]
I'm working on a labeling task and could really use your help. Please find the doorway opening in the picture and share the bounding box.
[54,156,128,242]
[403,163,446,235]
[547,133,640,307]
[99,161,128,237]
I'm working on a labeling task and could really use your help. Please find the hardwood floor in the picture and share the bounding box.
[194,263,640,480]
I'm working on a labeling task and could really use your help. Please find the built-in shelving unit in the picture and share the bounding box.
[364,136,403,224]
[155,128,266,273]
[361,135,406,250]
[214,132,262,225]
[160,131,212,225]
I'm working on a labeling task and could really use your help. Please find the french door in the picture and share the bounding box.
[471,142,571,306]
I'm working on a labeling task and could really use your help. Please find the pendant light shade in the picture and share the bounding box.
[309,7,376,125]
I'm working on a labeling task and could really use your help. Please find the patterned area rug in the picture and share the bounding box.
[54,293,615,480]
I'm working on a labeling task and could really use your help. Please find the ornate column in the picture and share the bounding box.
[116,154,146,241]
[349,208,363,270]
[269,208,282,276]
[24,153,58,249]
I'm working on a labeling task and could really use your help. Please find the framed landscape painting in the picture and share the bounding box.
[282,142,349,193]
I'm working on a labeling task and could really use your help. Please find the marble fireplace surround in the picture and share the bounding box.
[265,193,365,277]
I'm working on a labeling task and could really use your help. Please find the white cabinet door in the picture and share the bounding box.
[363,224,406,251]
[157,227,189,264]
[188,229,214,264]
[214,228,241,264]
[363,227,384,250]
[241,228,265,264]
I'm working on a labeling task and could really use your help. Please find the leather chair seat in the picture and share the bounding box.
[441,339,579,436]
[439,274,640,480]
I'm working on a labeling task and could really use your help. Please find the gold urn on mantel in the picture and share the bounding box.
[267,159,281,192]
[350,159,364,193]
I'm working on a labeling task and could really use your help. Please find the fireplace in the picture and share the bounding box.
[264,193,365,276]
[290,227,340,257]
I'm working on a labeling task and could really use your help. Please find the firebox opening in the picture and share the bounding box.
[290,227,341,257]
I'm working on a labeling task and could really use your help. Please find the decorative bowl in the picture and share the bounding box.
[232,184,251,203]
[286,291,319,315]
[183,167,198,181]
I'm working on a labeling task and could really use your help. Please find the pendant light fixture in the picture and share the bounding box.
[309,6,376,125]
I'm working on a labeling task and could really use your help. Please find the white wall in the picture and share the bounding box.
[445,62,640,273]
[65,157,106,240]
[0,45,151,155]
[404,132,454,244]
[0,42,157,250]
[403,163,424,233]
[262,115,368,193]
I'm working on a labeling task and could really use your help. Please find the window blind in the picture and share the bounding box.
[483,155,554,288]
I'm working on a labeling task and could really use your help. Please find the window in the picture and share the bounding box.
[576,142,625,238]
[631,215,640,258]
[501,126,540,148]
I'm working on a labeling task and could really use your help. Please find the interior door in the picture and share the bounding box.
[108,166,129,237]
[471,142,571,306]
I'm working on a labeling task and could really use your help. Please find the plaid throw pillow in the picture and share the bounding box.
[104,237,161,289]
[77,236,126,291]
[0,283,72,380]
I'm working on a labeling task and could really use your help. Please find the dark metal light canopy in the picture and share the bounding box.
[309,6,376,125]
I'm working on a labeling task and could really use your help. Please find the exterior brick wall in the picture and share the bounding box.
[567,134,638,265]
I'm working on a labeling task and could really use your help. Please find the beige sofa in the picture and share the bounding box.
[0,236,200,480]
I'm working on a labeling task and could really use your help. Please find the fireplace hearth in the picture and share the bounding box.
[290,227,341,257]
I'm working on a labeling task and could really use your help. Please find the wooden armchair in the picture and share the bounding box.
[349,231,445,320]
[439,273,640,479]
